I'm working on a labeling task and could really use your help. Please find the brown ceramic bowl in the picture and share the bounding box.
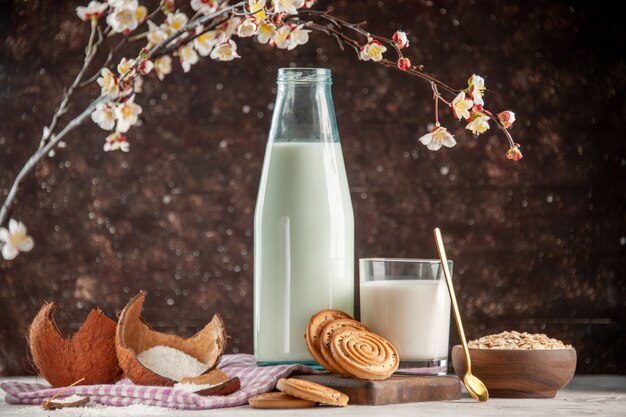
[451,345,577,398]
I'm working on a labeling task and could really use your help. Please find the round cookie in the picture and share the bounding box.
[319,318,369,375]
[248,392,317,409]
[304,309,352,371]
[330,327,400,381]
[277,378,349,407]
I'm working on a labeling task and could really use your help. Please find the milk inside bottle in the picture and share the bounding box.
[254,68,354,364]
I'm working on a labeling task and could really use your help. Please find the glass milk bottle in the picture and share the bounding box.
[254,68,354,365]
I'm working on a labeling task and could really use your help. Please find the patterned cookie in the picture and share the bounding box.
[304,309,352,371]
[277,378,349,407]
[248,392,317,409]
[319,319,370,375]
[330,327,400,381]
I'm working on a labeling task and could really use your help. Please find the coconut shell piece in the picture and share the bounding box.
[180,369,240,396]
[42,395,90,410]
[184,376,241,396]
[181,369,230,385]
[116,292,227,386]
[28,303,123,387]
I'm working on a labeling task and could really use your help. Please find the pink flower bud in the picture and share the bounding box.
[392,30,409,49]
[471,104,484,114]
[138,59,153,75]
[397,57,411,70]
[161,0,175,15]
[498,110,516,129]
[139,48,150,60]
[506,145,523,161]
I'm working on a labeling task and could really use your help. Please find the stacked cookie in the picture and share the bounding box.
[305,309,400,380]
[248,378,349,409]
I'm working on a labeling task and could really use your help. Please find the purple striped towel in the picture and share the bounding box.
[0,354,317,410]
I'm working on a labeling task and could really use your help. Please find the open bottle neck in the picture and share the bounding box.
[269,68,339,144]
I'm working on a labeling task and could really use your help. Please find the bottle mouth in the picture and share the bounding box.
[277,68,332,85]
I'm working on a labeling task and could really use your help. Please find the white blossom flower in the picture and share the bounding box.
[166,11,188,32]
[194,30,219,56]
[273,25,292,49]
[257,20,276,44]
[135,5,147,22]
[97,68,119,97]
[0,219,34,260]
[115,95,142,132]
[273,0,305,15]
[272,24,309,50]
[304,0,316,8]
[76,1,108,21]
[498,110,516,129]
[147,20,168,45]
[191,0,219,15]
[117,57,136,76]
[179,43,199,72]
[289,24,310,49]
[419,124,456,151]
[104,132,129,152]
[451,92,473,120]
[237,17,259,38]
[108,0,138,8]
[468,74,485,106]
[106,7,140,33]
[223,16,242,37]
[360,38,387,62]
[91,102,117,130]
[154,55,172,80]
[392,30,409,48]
[249,0,266,13]
[466,114,490,135]
[210,39,241,61]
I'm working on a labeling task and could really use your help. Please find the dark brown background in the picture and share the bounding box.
[1,0,624,376]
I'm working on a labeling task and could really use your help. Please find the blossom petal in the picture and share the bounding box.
[443,136,457,148]
[8,219,20,234]
[427,141,443,151]
[2,243,18,260]
[419,132,433,145]
[0,228,9,243]
[16,236,34,252]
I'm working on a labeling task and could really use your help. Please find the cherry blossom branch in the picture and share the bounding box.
[149,2,246,57]
[0,97,106,229]
[1,0,522,260]
[291,16,459,95]
[150,14,232,58]
[39,23,107,150]
[2,3,242,230]
[290,12,518,154]
[1,18,111,227]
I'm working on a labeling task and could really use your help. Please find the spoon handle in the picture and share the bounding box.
[433,228,472,371]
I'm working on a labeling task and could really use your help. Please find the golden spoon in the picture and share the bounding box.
[434,227,489,402]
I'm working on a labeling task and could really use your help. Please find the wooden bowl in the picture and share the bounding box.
[451,345,576,398]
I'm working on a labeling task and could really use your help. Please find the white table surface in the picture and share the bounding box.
[1,375,625,416]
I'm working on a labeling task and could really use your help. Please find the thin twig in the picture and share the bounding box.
[78,34,127,89]
[0,97,106,227]
[38,22,108,150]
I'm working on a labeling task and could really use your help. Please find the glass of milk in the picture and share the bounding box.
[359,258,452,375]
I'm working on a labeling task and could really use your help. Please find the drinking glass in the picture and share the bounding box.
[359,258,452,375]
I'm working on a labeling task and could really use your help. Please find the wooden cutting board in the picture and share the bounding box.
[293,374,462,405]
